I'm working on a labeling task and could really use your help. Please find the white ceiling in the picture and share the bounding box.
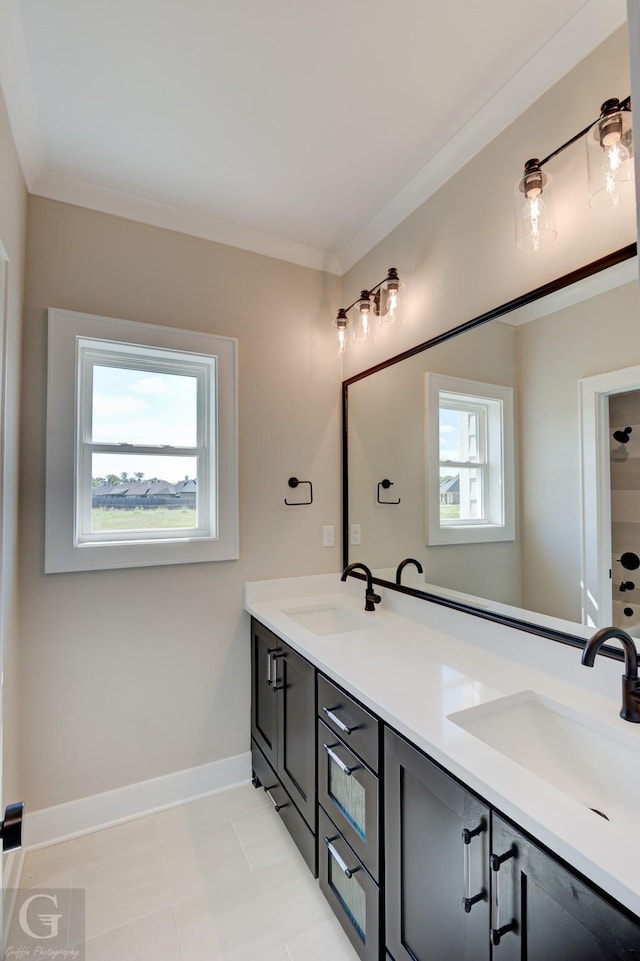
[0,0,628,273]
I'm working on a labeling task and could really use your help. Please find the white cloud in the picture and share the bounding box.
[439,424,456,435]
[93,394,147,416]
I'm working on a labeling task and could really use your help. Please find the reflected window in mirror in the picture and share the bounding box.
[426,373,515,546]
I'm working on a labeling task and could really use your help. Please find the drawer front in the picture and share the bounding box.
[318,807,380,961]
[317,674,379,773]
[251,740,317,877]
[318,719,379,881]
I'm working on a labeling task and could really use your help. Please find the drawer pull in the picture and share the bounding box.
[490,845,517,945]
[324,743,360,776]
[324,835,359,878]
[265,788,288,813]
[270,651,287,692]
[266,647,274,683]
[322,706,360,735]
[461,818,486,914]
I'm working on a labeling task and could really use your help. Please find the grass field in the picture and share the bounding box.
[439,504,460,519]
[92,507,197,531]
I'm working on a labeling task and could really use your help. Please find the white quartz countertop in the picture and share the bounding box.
[244,572,640,918]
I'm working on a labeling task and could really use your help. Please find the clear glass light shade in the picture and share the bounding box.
[514,169,557,252]
[374,273,405,328]
[352,291,374,344]
[586,107,634,209]
[336,314,350,357]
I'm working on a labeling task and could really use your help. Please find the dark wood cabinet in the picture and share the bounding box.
[491,814,640,961]
[250,618,317,871]
[385,728,490,961]
[249,619,640,959]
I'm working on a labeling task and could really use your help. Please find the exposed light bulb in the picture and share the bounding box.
[515,159,556,251]
[524,196,544,252]
[358,291,371,339]
[387,287,399,316]
[603,141,631,201]
[335,309,348,357]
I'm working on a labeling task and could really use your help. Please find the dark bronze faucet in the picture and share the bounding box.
[581,626,640,722]
[395,557,424,585]
[341,562,381,612]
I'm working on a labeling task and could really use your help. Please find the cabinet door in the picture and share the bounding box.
[491,814,640,961]
[276,640,316,829]
[385,728,490,961]
[250,618,281,772]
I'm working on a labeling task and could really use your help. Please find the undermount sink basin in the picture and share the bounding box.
[281,603,376,636]
[448,691,640,826]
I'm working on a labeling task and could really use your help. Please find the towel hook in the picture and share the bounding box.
[377,478,400,505]
[284,477,313,506]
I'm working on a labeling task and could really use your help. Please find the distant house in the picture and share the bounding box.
[439,475,459,505]
[92,476,197,509]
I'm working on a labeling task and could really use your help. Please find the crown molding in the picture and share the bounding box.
[31,170,342,274]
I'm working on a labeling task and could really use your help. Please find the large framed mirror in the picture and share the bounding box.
[342,243,639,650]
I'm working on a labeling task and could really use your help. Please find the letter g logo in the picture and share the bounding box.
[18,893,63,939]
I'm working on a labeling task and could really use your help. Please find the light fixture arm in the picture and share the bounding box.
[338,268,400,316]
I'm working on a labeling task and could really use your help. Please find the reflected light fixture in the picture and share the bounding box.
[515,95,632,252]
[335,267,403,355]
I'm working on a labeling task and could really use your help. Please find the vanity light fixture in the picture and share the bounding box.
[515,96,632,252]
[335,267,403,355]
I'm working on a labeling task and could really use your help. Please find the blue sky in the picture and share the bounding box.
[91,366,199,483]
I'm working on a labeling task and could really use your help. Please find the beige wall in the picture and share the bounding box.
[20,198,342,810]
[517,280,640,622]
[0,88,27,814]
[342,27,635,380]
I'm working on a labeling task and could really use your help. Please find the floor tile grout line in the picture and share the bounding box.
[229,813,259,873]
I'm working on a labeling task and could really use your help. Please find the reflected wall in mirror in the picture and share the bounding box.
[344,248,640,642]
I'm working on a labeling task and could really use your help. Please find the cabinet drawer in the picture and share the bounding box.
[318,719,380,881]
[251,739,317,877]
[318,806,380,961]
[317,674,379,773]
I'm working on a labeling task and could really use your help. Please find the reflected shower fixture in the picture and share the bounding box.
[613,426,632,444]
[335,267,403,354]
[515,96,632,252]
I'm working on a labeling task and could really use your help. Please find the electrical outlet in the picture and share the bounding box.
[350,524,361,546]
[322,525,335,547]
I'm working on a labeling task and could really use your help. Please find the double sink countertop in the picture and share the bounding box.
[245,572,640,918]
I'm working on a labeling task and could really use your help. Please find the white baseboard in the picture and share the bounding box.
[24,751,252,849]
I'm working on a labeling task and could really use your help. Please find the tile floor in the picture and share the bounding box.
[13,782,360,961]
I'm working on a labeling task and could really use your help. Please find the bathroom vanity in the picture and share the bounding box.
[246,574,640,961]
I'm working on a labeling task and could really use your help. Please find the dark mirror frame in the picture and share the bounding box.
[342,242,638,660]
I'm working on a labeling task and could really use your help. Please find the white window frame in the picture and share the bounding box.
[425,373,515,546]
[46,308,238,572]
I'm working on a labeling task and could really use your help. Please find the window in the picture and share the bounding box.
[46,309,238,572]
[425,373,514,546]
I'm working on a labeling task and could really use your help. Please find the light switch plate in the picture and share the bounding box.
[323,525,335,547]
[350,524,361,546]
